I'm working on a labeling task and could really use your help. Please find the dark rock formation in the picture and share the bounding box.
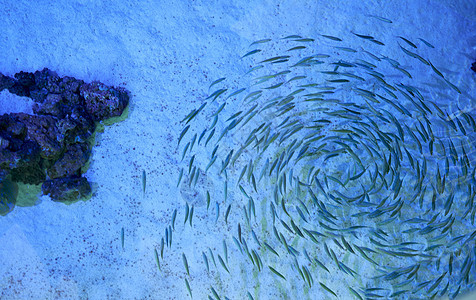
[42,176,92,203]
[0,68,129,211]
[0,178,18,216]
[80,81,129,121]
[472,61,476,73]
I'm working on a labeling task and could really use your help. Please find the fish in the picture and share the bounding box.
[205,155,217,172]
[232,236,243,255]
[206,191,211,210]
[217,254,230,273]
[428,60,445,78]
[184,102,207,124]
[197,128,207,145]
[418,37,435,48]
[427,271,447,293]
[181,110,197,124]
[210,286,221,300]
[182,253,190,276]
[268,265,286,281]
[225,204,232,224]
[178,125,190,146]
[241,50,261,58]
[171,209,177,230]
[165,227,168,247]
[238,223,242,243]
[184,278,192,298]
[189,206,194,227]
[193,169,200,188]
[245,65,264,74]
[160,238,165,258]
[352,32,374,40]
[189,134,197,152]
[398,36,417,48]
[181,142,190,161]
[398,44,429,65]
[259,55,291,64]
[188,167,196,186]
[121,227,124,250]
[326,79,350,83]
[226,88,246,100]
[209,77,226,90]
[176,168,184,188]
[251,229,261,246]
[168,225,173,247]
[264,82,284,89]
[251,250,262,271]
[394,66,412,78]
[172,28,476,300]
[287,46,306,51]
[362,49,382,61]
[154,248,161,271]
[250,38,272,46]
[220,150,233,174]
[202,252,210,273]
[320,34,342,41]
[242,90,262,104]
[263,241,279,257]
[222,240,228,263]
[282,35,302,39]
[366,14,393,23]
[207,89,227,102]
[302,265,313,287]
[369,39,385,45]
[319,282,338,297]
[294,38,315,42]
[184,202,189,224]
[292,56,323,67]
[188,155,195,174]
[334,46,357,53]
[444,78,461,94]
[348,287,363,300]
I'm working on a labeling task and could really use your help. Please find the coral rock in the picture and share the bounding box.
[0,73,15,92]
[80,81,129,121]
[47,143,91,179]
[0,68,129,213]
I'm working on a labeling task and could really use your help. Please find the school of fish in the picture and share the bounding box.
[165,18,476,299]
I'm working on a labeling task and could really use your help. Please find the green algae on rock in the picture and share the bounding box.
[0,178,18,216]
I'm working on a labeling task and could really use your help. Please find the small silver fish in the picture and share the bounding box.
[121,227,124,250]
[209,77,226,90]
[184,278,192,298]
[366,14,393,23]
[182,253,190,276]
[242,49,261,58]
[320,34,342,41]
[142,170,146,198]
[154,248,161,271]
[203,252,210,273]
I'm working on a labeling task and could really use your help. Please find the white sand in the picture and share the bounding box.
[0,0,475,299]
